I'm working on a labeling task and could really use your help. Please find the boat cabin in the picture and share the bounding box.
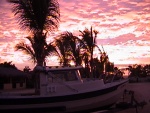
[40,66,82,81]
[38,66,83,95]
[47,68,82,82]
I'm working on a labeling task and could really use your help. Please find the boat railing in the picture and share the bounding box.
[103,73,124,83]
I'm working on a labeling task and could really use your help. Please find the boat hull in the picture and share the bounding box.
[0,80,128,113]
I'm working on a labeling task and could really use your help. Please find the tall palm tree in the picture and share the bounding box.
[10,0,60,34]
[80,27,99,77]
[9,0,60,94]
[9,0,60,66]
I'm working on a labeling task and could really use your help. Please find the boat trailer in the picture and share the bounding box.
[116,89,147,113]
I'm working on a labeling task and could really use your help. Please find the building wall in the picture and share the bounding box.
[3,82,26,90]
[4,83,12,90]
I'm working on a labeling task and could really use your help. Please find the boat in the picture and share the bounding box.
[0,65,128,113]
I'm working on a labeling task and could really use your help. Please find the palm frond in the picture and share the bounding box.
[11,0,60,33]
[15,42,36,63]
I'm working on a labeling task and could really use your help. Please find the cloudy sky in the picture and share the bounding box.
[0,0,150,70]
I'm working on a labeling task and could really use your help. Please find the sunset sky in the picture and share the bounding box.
[0,0,150,70]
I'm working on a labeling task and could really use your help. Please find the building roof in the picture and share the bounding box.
[0,67,30,77]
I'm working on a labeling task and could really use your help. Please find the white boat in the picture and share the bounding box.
[0,65,128,113]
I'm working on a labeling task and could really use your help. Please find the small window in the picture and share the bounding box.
[49,70,78,82]
[66,71,78,81]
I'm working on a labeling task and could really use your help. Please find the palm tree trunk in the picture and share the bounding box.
[34,59,44,95]
[90,47,94,78]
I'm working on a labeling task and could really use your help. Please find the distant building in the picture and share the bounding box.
[0,67,31,90]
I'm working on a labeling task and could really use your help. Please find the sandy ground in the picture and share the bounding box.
[112,82,150,113]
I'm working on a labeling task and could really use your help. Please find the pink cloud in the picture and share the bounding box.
[0,0,150,69]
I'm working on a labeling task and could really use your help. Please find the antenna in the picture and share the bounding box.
[101,45,105,52]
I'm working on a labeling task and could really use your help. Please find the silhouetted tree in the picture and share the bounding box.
[80,27,99,77]
[0,61,17,69]
[9,0,60,94]
[9,0,60,66]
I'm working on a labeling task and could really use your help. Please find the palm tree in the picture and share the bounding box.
[9,0,60,94]
[55,31,86,66]
[15,33,58,94]
[54,37,70,66]
[61,32,83,66]
[99,46,109,73]
[9,0,60,66]
[9,0,60,34]
[55,31,82,66]
[15,33,58,66]
[80,26,99,77]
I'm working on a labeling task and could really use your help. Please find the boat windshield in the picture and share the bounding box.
[48,70,78,82]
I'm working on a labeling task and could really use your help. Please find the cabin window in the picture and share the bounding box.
[66,71,78,81]
[49,70,78,82]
